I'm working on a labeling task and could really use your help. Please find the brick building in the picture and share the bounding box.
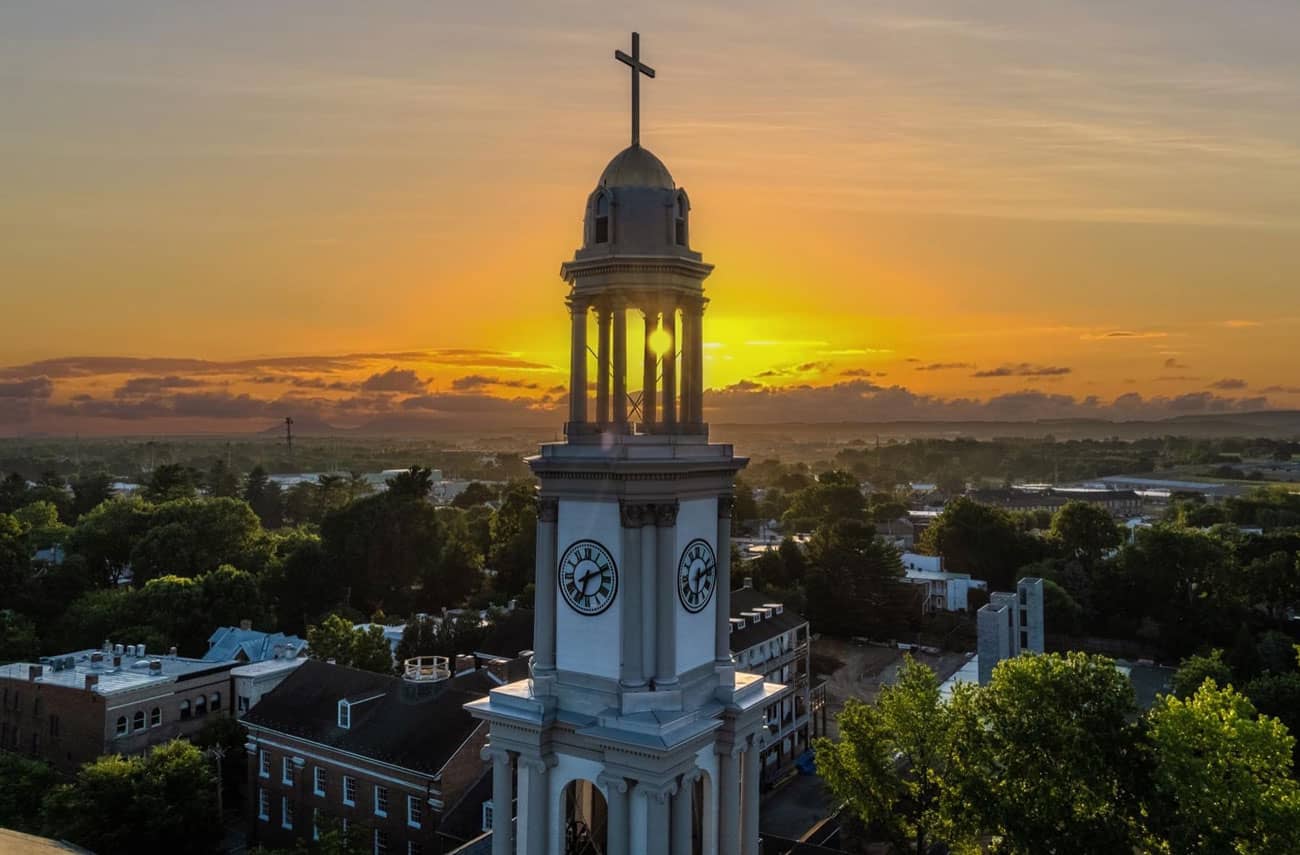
[243,655,526,855]
[0,641,236,774]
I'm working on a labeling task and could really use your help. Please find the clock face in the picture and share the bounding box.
[558,540,619,616]
[677,538,717,614]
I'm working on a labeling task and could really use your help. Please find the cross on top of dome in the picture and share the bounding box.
[614,32,656,147]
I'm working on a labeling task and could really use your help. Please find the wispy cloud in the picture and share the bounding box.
[972,363,1072,378]
[1208,378,1248,390]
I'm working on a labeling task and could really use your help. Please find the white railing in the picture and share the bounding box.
[403,655,450,682]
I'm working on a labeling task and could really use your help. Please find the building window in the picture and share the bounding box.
[338,700,350,729]
[257,788,270,821]
[259,749,271,778]
[115,716,128,737]
[407,794,422,828]
[194,695,207,717]
[374,828,389,855]
[238,695,251,714]
[150,707,161,727]
[594,192,610,244]
[314,766,327,797]
[282,756,294,785]
[281,796,295,830]
[408,842,423,855]
[210,692,221,711]
[482,800,494,833]
[374,785,389,817]
[343,775,357,806]
[132,710,145,731]
[179,699,191,720]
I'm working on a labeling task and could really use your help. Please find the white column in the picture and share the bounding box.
[569,299,588,429]
[641,781,677,855]
[613,302,628,431]
[534,498,558,678]
[655,502,679,689]
[620,503,646,689]
[483,746,513,855]
[742,737,761,855]
[640,506,658,684]
[718,746,741,855]
[520,756,551,855]
[715,496,734,667]
[598,773,630,855]
[596,304,611,428]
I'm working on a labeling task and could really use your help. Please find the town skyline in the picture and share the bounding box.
[4,1,1300,434]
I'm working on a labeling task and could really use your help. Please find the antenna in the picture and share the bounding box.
[285,417,294,455]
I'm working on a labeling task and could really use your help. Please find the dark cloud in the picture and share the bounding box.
[756,362,829,379]
[1163,358,1189,370]
[1260,385,1300,394]
[359,367,429,394]
[915,362,974,372]
[972,364,1072,378]
[114,375,208,398]
[840,369,887,378]
[249,374,355,391]
[0,377,54,399]
[1208,378,1248,390]
[452,375,542,391]
[1155,376,1202,382]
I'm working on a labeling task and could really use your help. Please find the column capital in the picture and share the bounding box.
[620,501,650,528]
[596,772,630,795]
[637,778,679,804]
[536,497,559,523]
[678,767,703,788]
[517,754,556,775]
[567,295,592,313]
[481,745,513,765]
[654,501,679,527]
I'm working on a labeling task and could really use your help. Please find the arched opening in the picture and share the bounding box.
[594,193,610,244]
[692,771,714,855]
[562,779,607,855]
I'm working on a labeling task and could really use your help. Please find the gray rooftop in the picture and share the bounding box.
[0,648,236,696]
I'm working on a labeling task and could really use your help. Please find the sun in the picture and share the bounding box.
[648,325,673,355]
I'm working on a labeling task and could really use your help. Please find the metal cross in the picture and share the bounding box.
[614,32,655,146]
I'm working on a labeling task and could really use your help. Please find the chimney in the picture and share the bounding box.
[113,643,124,656]
[126,645,136,658]
[169,646,178,658]
[84,674,99,691]
[149,660,162,674]
[137,643,146,658]
[112,655,122,668]
[239,619,252,631]
[28,665,43,681]
[454,654,475,675]
[90,652,104,669]
[485,658,510,684]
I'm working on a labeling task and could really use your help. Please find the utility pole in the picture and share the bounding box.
[284,416,294,456]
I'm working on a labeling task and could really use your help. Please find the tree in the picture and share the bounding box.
[451,481,497,508]
[816,657,972,854]
[142,463,201,502]
[1242,551,1300,624]
[66,497,153,586]
[1172,648,1234,698]
[0,472,30,514]
[307,614,393,673]
[1146,680,1300,854]
[0,512,31,601]
[0,753,57,833]
[781,472,868,533]
[919,497,1043,590]
[0,609,40,664]
[204,459,241,498]
[321,487,441,612]
[951,652,1142,854]
[352,624,396,673]
[14,500,70,550]
[42,740,221,854]
[487,480,537,599]
[386,466,434,499]
[127,497,265,585]
[803,519,908,637]
[243,465,283,528]
[1050,500,1121,567]
[261,531,343,635]
[70,472,115,520]
[430,513,485,609]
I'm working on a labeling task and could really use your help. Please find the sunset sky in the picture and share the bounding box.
[3,1,1299,434]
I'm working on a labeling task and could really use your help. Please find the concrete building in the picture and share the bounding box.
[232,656,306,718]
[728,586,817,788]
[976,577,1044,685]
[899,553,987,614]
[0,641,236,774]
[243,654,527,855]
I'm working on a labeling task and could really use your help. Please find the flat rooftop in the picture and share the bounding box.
[0,649,236,696]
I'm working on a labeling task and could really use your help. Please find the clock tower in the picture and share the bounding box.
[466,32,783,855]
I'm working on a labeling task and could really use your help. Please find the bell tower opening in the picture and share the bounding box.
[562,780,608,854]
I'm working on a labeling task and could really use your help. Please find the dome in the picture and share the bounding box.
[599,144,675,189]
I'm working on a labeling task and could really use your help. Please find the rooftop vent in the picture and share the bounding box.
[113,643,124,656]
[84,674,99,691]
[90,652,104,669]
[137,643,146,658]
[730,618,746,632]
[764,603,784,615]
[757,607,773,620]
[28,665,43,681]
[454,654,475,676]
[403,655,450,684]
[741,610,761,623]
[149,660,162,673]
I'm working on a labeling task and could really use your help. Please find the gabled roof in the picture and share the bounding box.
[729,587,807,652]
[203,626,307,663]
[243,659,521,775]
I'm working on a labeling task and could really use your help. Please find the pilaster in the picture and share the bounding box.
[597,773,631,855]
[619,502,647,689]
[654,501,679,689]
[671,768,701,855]
[519,755,554,855]
[482,745,514,855]
[717,744,742,855]
[638,779,678,855]
[742,734,762,855]
[534,498,559,681]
